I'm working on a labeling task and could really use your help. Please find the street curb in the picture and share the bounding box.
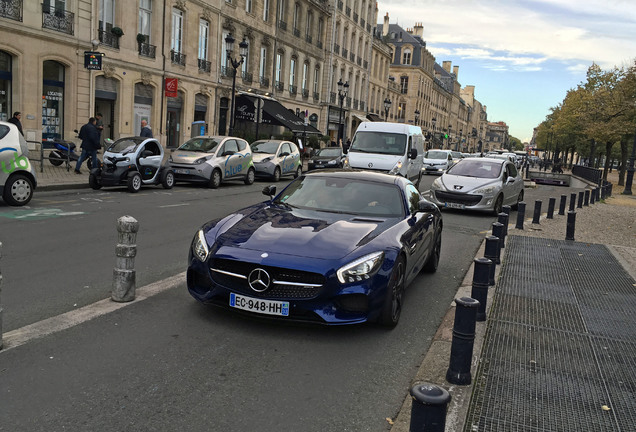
[37,182,91,192]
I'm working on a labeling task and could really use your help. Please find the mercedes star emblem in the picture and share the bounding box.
[248,268,271,292]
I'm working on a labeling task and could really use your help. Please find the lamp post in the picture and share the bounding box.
[384,97,392,122]
[414,109,420,126]
[431,117,437,149]
[337,78,349,145]
[458,129,463,152]
[623,131,636,195]
[447,125,452,149]
[225,33,248,136]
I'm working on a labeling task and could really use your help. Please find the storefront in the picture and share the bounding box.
[0,51,11,122]
[42,60,65,141]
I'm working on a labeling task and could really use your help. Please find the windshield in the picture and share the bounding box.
[349,132,406,156]
[107,138,143,154]
[276,176,405,217]
[315,148,342,157]
[251,141,280,154]
[425,151,449,160]
[447,159,502,179]
[178,138,221,153]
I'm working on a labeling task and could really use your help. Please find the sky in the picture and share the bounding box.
[377,0,636,142]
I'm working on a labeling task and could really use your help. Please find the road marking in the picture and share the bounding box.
[0,208,86,220]
[159,203,190,208]
[0,272,186,352]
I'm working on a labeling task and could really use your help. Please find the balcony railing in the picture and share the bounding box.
[293,27,300,37]
[317,40,322,49]
[98,29,119,49]
[289,84,297,95]
[342,48,348,58]
[302,88,309,98]
[346,97,351,108]
[334,44,340,54]
[360,101,365,111]
[353,13,358,23]
[278,20,287,31]
[345,6,350,16]
[1,0,23,22]
[349,52,355,62]
[171,50,186,66]
[138,42,156,58]
[242,71,253,83]
[42,6,74,35]
[305,34,312,44]
[330,92,336,104]
[275,81,284,91]
[360,18,365,28]
[357,56,362,66]
[353,99,358,110]
[367,23,371,32]
[313,92,320,101]
[198,58,211,73]
[260,76,269,87]
[363,60,368,68]
[337,0,343,11]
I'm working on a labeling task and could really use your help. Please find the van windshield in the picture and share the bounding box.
[349,132,406,156]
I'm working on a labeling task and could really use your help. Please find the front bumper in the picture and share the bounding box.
[253,161,276,178]
[428,189,496,211]
[168,162,213,183]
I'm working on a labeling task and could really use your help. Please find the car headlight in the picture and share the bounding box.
[388,160,403,175]
[475,185,497,195]
[343,157,350,168]
[308,159,314,164]
[431,177,443,190]
[192,230,210,262]
[327,159,337,165]
[194,157,207,165]
[337,252,384,284]
[261,156,273,163]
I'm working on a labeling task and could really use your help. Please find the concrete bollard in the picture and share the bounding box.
[492,222,505,251]
[471,258,492,321]
[569,193,577,212]
[446,297,480,385]
[547,197,556,219]
[515,202,526,229]
[590,188,596,204]
[566,211,576,241]
[577,191,584,208]
[0,242,3,350]
[409,383,451,432]
[584,190,590,206]
[484,236,500,281]
[112,216,139,302]
[532,200,542,224]
[558,194,567,216]
[497,212,509,243]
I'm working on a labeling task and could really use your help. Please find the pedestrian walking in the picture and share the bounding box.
[8,111,23,136]
[140,119,153,138]
[75,117,100,174]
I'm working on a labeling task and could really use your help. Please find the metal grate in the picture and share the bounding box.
[465,235,636,431]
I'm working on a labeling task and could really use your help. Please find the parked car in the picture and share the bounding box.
[0,121,37,206]
[422,149,454,175]
[89,137,175,192]
[451,151,464,164]
[251,139,302,181]
[186,169,443,328]
[168,136,255,188]
[428,157,524,215]
[307,147,345,170]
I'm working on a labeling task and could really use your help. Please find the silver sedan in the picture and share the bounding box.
[427,157,524,215]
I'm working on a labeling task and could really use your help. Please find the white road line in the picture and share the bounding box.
[159,203,190,208]
[0,272,186,352]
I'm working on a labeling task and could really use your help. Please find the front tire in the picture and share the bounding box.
[89,173,102,190]
[511,190,524,210]
[422,231,442,273]
[492,194,504,215]
[294,165,302,178]
[48,151,64,166]
[378,256,406,328]
[161,169,175,189]
[244,167,255,185]
[127,171,142,193]
[272,167,281,182]
[209,169,222,189]
[2,173,34,206]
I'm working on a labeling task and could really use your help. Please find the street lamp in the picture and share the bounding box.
[337,78,349,145]
[623,132,636,195]
[447,125,452,149]
[225,33,248,136]
[384,97,392,121]
[414,109,420,126]
[458,129,463,152]
[431,117,436,148]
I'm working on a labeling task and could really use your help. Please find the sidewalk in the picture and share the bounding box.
[29,157,91,191]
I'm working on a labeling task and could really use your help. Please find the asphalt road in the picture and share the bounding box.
[0,175,543,431]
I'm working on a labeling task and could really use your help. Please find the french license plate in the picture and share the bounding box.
[445,202,465,209]
[175,168,190,174]
[229,293,289,316]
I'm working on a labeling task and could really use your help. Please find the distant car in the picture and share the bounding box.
[307,147,345,170]
[0,121,37,206]
[251,139,302,181]
[428,157,524,214]
[451,151,464,164]
[422,149,453,175]
[186,169,443,328]
[168,136,255,188]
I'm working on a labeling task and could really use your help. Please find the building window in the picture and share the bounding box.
[317,19,323,47]
[275,52,283,89]
[402,48,411,65]
[293,2,300,34]
[302,62,308,91]
[0,51,12,122]
[198,19,209,60]
[221,30,230,70]
[263,0,270,21]
[277,0,286,23]
[42,60,65,141]
[246,0,252,13]
[313,67,319,94]
[171,8,183,53]
[241,36,250,76]
[289,57,296,93]
[259,47,267,80]
[400,76,408,94]
[138,0,152,43]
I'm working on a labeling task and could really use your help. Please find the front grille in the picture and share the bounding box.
[211,258,325,299]
[435,190,482,206]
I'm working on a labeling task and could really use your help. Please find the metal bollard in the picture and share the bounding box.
[566,211,576,241]
[0,242,3,350]
[577,191,584,208]
[502,205,511,216]
[558,194,567,216]
[515,202,526,229]
[409,383,451,432]
[497,212,509,241]
[471,258,492,321]
[590,188,596,204]
[569,193,577,212]
[547,197,556,219]
[492,222,505,250]
[484,236,500,283]
[584,190,590,206]
[532,200,542,224]
[446,297,480,385]
[112,216,139,302]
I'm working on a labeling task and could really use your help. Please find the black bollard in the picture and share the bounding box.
[584,190,590,206]
[497,212,509,240]
[446,297,480,386]
[547,197,556,219]
[577,191,584,208]
[484,236,499,283]
[566,211,576,241]
[532,200,542,224]
[590,188,596,204]
[569,193,577,211]
[471,258,492,322]
[502,205,511,216]
[409,383,451,432]
[515,202,526,229]
[558,194,567,216]
[492,222,505,250]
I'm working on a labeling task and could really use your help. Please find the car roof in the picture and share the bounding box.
[305,168,406,186]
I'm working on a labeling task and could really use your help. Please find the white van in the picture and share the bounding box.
[345,122,424,187]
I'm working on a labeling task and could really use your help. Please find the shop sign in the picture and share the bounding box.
[84,51,103,70]
[165,78,178,97]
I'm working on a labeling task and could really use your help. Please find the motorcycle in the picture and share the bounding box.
[48,129,103,169]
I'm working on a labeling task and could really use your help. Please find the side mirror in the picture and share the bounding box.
[409,148,417,159]
[262,185,277,199]
[417,199,438,213]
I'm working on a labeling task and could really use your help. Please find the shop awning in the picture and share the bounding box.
[366,113,383,122]
[234,93,322,135]
[352,113,368,123]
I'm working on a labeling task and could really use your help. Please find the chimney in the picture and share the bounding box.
[383,12,389,36]
[453,66,459,79]
[442,61,452,73]
[413,22,424,37]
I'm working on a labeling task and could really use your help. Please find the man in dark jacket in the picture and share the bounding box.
[74,117,100,174]
[140,119,153,138]
[8,111,23,136]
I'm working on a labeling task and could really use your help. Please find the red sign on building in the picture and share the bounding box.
[165,78,178,97]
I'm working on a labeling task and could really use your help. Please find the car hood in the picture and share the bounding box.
[438,174,499,192]
[347,152,401,170]
[423,157,448,165]
[213,205,397,260]
[170,151,212,164]
[312,155,340,161]
[251,153,276,163]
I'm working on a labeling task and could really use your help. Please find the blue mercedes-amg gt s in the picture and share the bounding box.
[187,169,443,327]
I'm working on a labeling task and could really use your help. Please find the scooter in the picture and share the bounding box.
[48,129,102,169]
